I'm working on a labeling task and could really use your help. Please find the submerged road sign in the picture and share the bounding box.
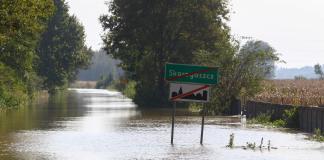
[165,63,219,145]
[165,63,218,85]
[169,83,210,103]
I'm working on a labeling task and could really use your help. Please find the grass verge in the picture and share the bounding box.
[248,107,299,128]
[311,128,324,142]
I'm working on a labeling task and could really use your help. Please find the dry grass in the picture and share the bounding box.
[253,80,324,106]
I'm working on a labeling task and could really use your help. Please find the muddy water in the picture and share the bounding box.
[0,89,323,159]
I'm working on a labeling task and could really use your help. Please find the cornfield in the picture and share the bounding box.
[253,80,324,107]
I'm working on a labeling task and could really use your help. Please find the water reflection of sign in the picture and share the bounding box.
[169,83,210,103]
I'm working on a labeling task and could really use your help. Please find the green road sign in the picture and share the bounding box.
[165,63,218,85]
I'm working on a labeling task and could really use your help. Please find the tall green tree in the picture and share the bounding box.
[237,41,277,79]
[37,0,92,93]
[196,40,279,114]
[0,0,54,109]
[314,64,324,80]
[0,0,54,77]
[100,0,232,106]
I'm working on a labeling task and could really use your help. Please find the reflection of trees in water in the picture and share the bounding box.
[0,91,88,133]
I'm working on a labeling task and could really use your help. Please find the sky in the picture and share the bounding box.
[66,0,324,68]
[66,0,108,50]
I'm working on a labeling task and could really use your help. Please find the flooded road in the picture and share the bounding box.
[0,89,323,159]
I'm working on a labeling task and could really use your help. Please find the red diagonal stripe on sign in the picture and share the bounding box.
[167,69,211,81]
[171,85,209,101]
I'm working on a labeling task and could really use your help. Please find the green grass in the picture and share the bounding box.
[122,81,136,99]
[282,107,299,128]
[312,128,324,142]
[188,103,203,112]
[248,107,299,128]
[272,119,286,127]
[248,114,286,128]
[248,113,274,126]
[108,80,137,99]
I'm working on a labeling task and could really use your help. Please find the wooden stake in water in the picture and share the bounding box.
[171,102,176,145]
[200,104,206,145]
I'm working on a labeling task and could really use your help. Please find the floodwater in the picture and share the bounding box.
[0,89,323,160]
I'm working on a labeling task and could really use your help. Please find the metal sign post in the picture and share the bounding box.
[200,104,206,145]
[171,102,176,145]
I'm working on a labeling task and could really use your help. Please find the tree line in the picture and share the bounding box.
[100,0,280,114]
[0,0,91,109]
[77,50,124,81]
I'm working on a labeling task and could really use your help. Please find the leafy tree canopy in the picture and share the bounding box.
[37,0,92,93]
[100,0,232,106]
[0,0,54,109]
[0,0,54,77]
[197,40,279,114]
[101,0,281,112]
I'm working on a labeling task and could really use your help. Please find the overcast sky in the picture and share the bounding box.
[66,0,324,68]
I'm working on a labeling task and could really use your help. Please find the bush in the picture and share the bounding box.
[255,113,272,124]
[248,107,299,128]
[96,74,113,89]
[313,128,324,142]
[282,107,299,128]
[109,79,137,99]
[272,119,286,127]
[26,72,44,98]
[249,112,272,125]
[0,63,28,110]
[189,103,203,112]
[122,81,136,99]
